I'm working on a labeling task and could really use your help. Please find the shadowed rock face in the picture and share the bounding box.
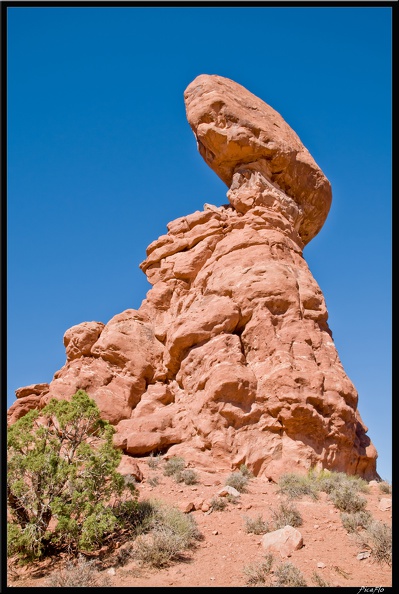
[8,74,378,481]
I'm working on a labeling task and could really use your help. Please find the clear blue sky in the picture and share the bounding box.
[7,5,392,481]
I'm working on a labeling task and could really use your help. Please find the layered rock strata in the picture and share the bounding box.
[8,74,378,480]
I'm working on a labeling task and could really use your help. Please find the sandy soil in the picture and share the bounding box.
[7,461,392,588]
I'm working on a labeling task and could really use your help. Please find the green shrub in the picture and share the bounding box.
[317,471,369,495]
[278,472,319,500]
[271,501,303,529]
[244,514,269,535]
[340,510,372,533]
[243,554,274,586]
[7,391,136,561]
[113,499,155,536]
[274,561,307,587]
[163,457,185,477]
[328,484,367,513]
[225,471,248,493]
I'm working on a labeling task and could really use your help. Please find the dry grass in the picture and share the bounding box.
[174,469,199,485]
[132,500,202,568]
[210,496,228,511]
[239,464,254,478]
[147,453,163,469]
[312,570,331,587]
[163,457,185,477]
[243,555,308,587]
[379,481,392,494]
[147,475,161,487]
[327,484,367,513]
[361,520,392,565]
[44,556,111,587]
[316,471,369,495]
[271,500,303,529]
[340,510,372,533]
[224,471,248,493]
[243,553,274,586]
[274,561,307,587]
[244,514,270,535]
[277,472,319,500]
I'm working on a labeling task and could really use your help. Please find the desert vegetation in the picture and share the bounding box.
[276,469,392,567]
[224,467,250,492]
[7,392,202,572]
[45,555,112,588]
[7,391,138,561]
[162,456,199,485]
[244,513,269,535]
[243,553,309,587]
[7,405,391,586]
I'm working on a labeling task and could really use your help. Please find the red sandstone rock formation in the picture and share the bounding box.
[8,74,378,480]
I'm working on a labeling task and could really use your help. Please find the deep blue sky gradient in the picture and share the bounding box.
[7,5,392,480]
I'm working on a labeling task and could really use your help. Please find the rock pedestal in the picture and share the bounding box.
[8,74,378,481]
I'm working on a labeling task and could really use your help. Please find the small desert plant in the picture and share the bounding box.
[134,529,187,568]
[226,493,239,504]
[225,471,248,493]
[317,470,369,494]
[147,475,161,487]
[160,504,202,544]
[379,481,392,494]
[244,514,269,535]
[312,570,331,587]
[123,474,137,488]
[239,464,253,478]
[45,555,111,587]
[362,520,392,565]
[114,546,132,567]
[271,500,303,529]
[147,452,163,469]
[163,456,185,477]
[274,561,307,587]
[133,500,202,568]
[243,553,274,586]
[174,469,199,485]
[210,496,227,511]
[340,510,372,533]
[278,471,319,500]
[327,483,367,513]
[113,498,155,536]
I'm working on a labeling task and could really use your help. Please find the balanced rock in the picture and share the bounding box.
[184,74,332,245]
[8,74,378,481]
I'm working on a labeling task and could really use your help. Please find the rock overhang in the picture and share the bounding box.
[184,74,332,245]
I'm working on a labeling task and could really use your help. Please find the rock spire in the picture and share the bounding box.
[8,74,378,480]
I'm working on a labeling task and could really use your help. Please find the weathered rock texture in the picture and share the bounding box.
[8,74,378,480]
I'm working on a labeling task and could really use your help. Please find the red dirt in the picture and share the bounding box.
[7,463,392,588]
